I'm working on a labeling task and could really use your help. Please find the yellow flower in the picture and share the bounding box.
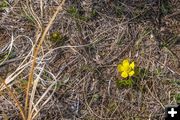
[117,59,135,78]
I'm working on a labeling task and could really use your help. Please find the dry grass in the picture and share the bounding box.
[0,0,180,120]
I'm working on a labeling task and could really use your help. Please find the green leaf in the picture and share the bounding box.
[116,78,133,88]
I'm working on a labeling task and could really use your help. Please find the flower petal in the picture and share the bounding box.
[121,71,128,78]
[117,64,124,72]
[130,62,135,69]
[129,71,135,76]
[123,59,129,66]
[122,59,130,71]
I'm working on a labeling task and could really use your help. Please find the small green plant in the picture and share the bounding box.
[50,32,62,42]
[135,67,148,79]
[116,59,135,88]
[175,93,180,104]
[115,5,124,18]
[49,31,68,45]
[67,6,79,18]
[0,0,8,11]
[92,94,101,102]
[161,0,172,15]
[90,9,98,18]
[116,78,133,88]
[174,79,180,86]
[116,59,148,88]
[67,6,97,21]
